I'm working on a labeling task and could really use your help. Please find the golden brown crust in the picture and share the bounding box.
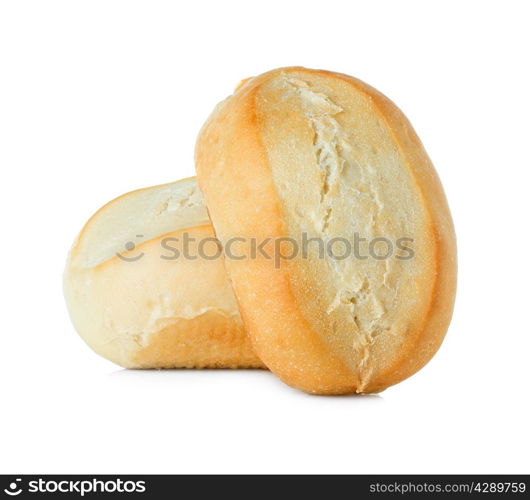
[195,67,456,394]
[131,309,264,369]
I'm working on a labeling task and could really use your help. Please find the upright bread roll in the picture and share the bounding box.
[195,67,457,394]
[64,178,264,369]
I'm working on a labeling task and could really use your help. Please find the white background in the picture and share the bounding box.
[1,0,529,474]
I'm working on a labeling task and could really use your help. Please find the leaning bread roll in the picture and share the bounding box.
[195,67,457,394]
[64,177,264,369]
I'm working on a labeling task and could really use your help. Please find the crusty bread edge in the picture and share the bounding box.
[196,70,357,393]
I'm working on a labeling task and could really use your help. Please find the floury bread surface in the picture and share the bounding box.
[195,67,457,394]
[64,178,264,369]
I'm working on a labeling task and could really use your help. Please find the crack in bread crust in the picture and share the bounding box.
[278,75,421,386]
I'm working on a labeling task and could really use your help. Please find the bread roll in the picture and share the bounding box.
[64,178,264,369]
[195,67,457,394]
